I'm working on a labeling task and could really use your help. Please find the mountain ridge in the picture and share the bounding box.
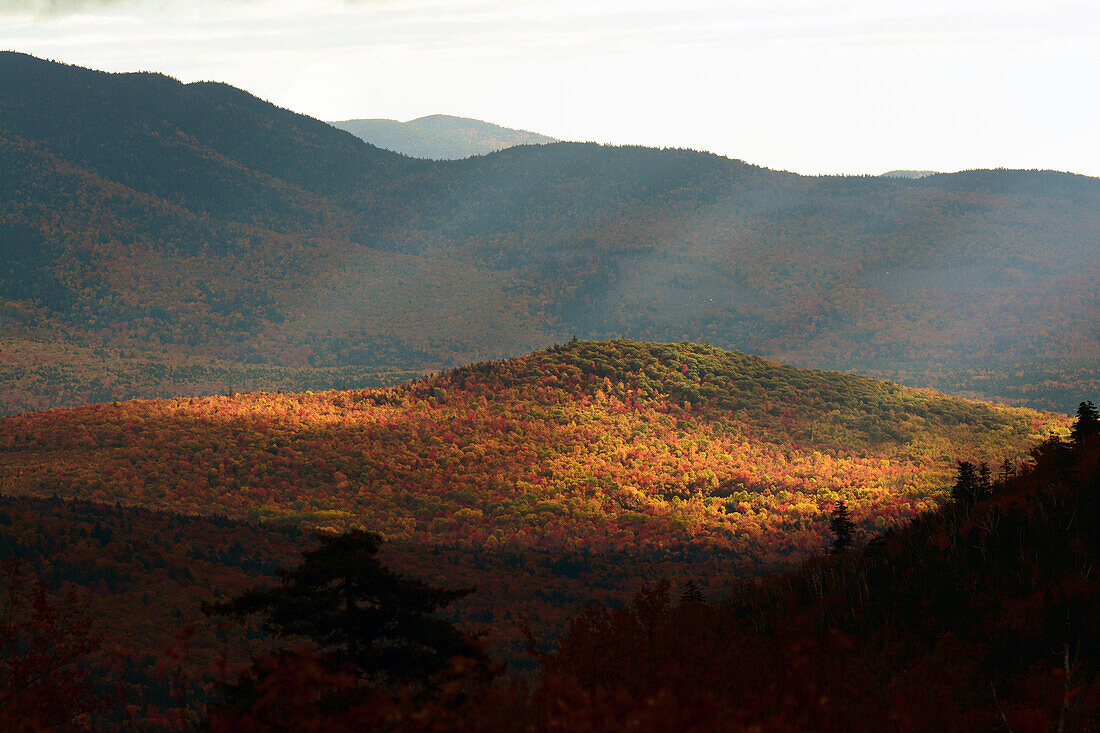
[329,113,558,160]
[1,52,1098,414]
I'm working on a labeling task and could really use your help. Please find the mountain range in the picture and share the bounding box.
[329,114,558,159]
[1,51,1098,415]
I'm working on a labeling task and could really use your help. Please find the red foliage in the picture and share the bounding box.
[0,341,1059,567]
[0,560,111,731]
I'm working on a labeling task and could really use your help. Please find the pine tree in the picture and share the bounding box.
[679,579,704,604]
[205,529,480,686]
[978,461,993,501]
[951,461,979,506]
[829,501,855,553]
[1071,400,1099,452]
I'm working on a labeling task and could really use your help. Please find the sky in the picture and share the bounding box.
[3,0,1099,177]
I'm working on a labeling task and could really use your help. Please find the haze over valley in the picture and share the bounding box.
[2,52,1097,417]
[1,2,1098,727]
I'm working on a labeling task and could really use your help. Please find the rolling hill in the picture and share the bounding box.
[0,339,1087,728]
[0,340,1067,561]
[330,114,557,159]
[2,52,1098,415]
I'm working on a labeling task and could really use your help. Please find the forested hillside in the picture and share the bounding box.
[0,341,1067,562]
[0,490,743,725]
[4,384,1094,730]
[341,401,1095,731]
[2,52,1098,414]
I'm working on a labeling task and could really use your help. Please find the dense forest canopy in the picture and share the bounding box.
[0,340,1068,563]
[2,17,1098,731]
[2,390,1096,730]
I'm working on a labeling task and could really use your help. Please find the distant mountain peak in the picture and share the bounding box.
[329,114,558,159]
[881,169,939,179]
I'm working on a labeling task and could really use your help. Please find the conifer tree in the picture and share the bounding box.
[1071,400,1099,451]
[829,501,855,553]
[205,529,480,686]
[951,461,979,506]
[679,579,704,605]
[978,461,993,501]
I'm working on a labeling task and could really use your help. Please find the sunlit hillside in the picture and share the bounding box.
[0,341,1067,564]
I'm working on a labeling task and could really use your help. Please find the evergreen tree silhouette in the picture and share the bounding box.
[1071,400,1099,452]
[205,529,480,686]
[679,579,704,604]
[951,461,980,506]
[829,501,855,553]
[978,461,993,501]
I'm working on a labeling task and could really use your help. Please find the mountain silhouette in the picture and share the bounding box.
[331,114,557,159]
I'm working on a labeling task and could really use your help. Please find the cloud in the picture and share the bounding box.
[0,0,132,16]
[0,0,402,16]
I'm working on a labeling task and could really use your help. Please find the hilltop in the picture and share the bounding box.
[0,340,1066,561]
[2,52,1098,414]
[330,114,557,159]
[881,169,938,178]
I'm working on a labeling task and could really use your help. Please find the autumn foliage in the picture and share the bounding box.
[207,417,1100,731]
[0,560,110,731]
[0,341,1065,564]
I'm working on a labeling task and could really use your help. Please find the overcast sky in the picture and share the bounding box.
[3,0,1098,177]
